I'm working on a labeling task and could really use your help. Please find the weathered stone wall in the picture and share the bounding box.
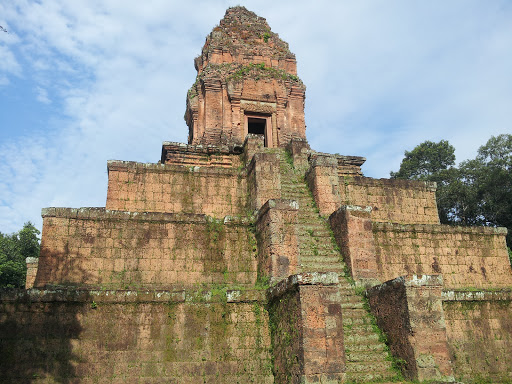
[329,206,379,286]
[443,290,512,382]
[341,177,439,224]
[373,223,512,289]
[306,162,439,224]
[367,275,454,381]
[161,142,243,168]
[106,161,248,218]
[305,153,341,216]
[268,273,344,384]
[267,285,303,383]
[255,199,299,284]
[247,152,282,211]
[36,208,257,289]
[0,289,273,383]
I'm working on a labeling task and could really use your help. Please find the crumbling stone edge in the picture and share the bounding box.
[266,272,339,301]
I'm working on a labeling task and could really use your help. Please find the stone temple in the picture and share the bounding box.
[2,6,512,383]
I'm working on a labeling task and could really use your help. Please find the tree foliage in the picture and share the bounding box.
[0,222,40,289]
[391,134,512,248]
[390,140,457,224]
[390,140,456,180]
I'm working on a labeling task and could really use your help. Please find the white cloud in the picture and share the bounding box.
[35,86,51,104]
[0,39,22,79]
[0,0,511,233]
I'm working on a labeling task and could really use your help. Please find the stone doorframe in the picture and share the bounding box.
[240,100,277,147]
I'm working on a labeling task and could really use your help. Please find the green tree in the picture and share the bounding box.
[0,222,40,289]
[461,134,512,246]
[390,140,456,180]
[390,140,457,223]
[391,134,512,248]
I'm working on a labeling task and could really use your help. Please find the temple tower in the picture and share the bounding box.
[185,6,306,147]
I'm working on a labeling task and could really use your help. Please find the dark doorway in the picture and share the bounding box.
[248,117,266,136]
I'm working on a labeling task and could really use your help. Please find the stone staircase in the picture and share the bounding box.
[279,152,344,274]
[278,151,400,383]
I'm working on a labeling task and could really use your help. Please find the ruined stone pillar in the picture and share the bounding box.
[255,199,299,283]
[367,275,455,382]
[286,138,310,172]
[246,144,282,211]
[329,205,379,285]
[203,79,223,143]
[305,153,341,216]
[243,134,264,163]
[25,257,38,289]
[267,272,345,384]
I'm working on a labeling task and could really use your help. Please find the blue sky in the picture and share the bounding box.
[1,0,511,233]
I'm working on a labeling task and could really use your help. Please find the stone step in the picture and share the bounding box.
[338,294,365,304]
[281,191,308,198]
[345,350,389,362]
[299,253,341,261]
[297,229,332,237]
[298,223,326,230]
[339,302,365,309]
[344,323,376,333]
[341,308,375,321]
[297,239,334,247]
[298,252,340,260]
[344,332,381,344]
[297,232,330,240]
[345,342,387,353]
[298,232,332,239]
[298,225,331,233]
[300,265,345,274]
[337,284,363,292]
[298,239,337,247]
[298,242,337,251]
[299,253,341,262]
[344,360,393,373]
[300,252,340,260]
[343,316,372,326]
[280,184,307,190]
[297,220,326,227]
[344,371,397,383]
[300,261,342,269]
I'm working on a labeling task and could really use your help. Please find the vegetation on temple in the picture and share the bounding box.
[392,134,512,249]
[205,6,294,60]
[187,62,303,99]
[0,222,40,288]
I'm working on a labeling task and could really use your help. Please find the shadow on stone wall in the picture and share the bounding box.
[0,289,86,383]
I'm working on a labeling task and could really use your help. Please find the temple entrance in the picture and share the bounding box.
[248,117,266,135]
[245,113,273,147]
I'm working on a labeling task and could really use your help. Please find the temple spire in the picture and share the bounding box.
[185,6,306,147]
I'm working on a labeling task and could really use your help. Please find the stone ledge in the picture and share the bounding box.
[406,274,444,287]
[309,151,366,167]
[0,287,266,304]
[267,272,339,300]
[368,275,444,294]
[373,221,508,236]
[41,207,253,226]
[161,141,243,155]
[442,289,512,302]
[256,199,299,223]
[340,205,372,213]
[344,176,437,192]
[107,159,242,175]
